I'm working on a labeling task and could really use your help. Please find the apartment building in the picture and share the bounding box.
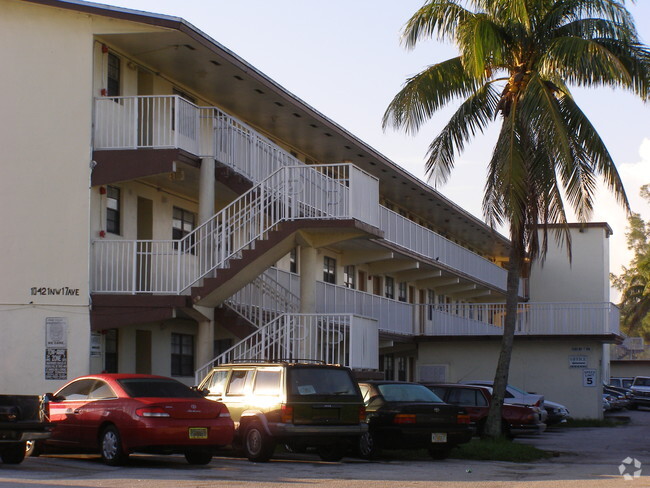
[1,0,620,417]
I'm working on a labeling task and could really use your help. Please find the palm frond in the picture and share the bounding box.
[425,82,500,185]
[401,0,473,48]
[383,57,483,134]
[457,14,510,77]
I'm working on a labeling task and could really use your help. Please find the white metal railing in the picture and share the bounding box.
[91,163,375,294]
[316,281,415,335]
[194,313,379,384]
[225,269,300,328]
[420,302,620,336]
[378,206,509,291]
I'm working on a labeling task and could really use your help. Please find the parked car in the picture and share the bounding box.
[609,377,634,389]
[41,374,234,465]
[628,376,650,410]
[605,384,634,407]
[0,395,53,464]
[461,380,551,422]
[542,400,571,425]
[197,361,367,462]
[356,381,472,460]
[603,387,629,410]
[424,383,546,436]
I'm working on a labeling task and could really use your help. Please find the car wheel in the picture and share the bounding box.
[1,444,26,464]
[184,450,213,465]
[358,431,380,460]
[25,440,40,457]
[427,445,452,460]
[317,444,345,462]
[100,426,128,466]
[243,421,275,462]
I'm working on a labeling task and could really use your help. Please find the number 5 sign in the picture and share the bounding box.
[583,369,597,387]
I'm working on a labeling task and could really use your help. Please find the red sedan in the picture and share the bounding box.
[42,374,233,465]
[424,384,546,436]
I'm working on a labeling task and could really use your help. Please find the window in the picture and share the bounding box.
[104,329,118,373]
[106,186,120,235]
[384,276,394,299]
[107,52,120,97]
[173,207,195,253]
[289,248,298,274]
[427,289,435,320]
[323,256,336,284]
[253,370,281,396]
[398,282,407,302]
[344,265,355,289]
[57,379,95,401]
[171,333,194,377]
[206,370,229,396]
[226,370,253,396]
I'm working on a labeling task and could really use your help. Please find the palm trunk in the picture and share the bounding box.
[483,232,523,438]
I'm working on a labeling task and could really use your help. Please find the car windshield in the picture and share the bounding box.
[118,378,201,398]
[288,368,357,396]
[633,377,650,387]
[378,384,443,403]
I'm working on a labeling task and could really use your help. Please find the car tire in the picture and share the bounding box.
[317,444,345,462]
[427,445,452,460]
[100,425,128,466]
[358,431,380,460]
[25,440,41,457]
[184,450,213,465]
[243,421,275,462]
[1,444,26,464]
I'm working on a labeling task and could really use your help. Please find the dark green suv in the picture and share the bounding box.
[197,361,367,462]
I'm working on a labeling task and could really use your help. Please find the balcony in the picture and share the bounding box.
[315,279,619,338]
[93,95,513,293]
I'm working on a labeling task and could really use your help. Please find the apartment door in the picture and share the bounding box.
[372,276,382,295]
[418,289,426,334]
[135,330,152,374]
[137,197,153,291]
[358,271,367,292]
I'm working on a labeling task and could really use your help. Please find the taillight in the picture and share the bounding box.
[456,414,471,425]
[136,407,170,418]
[393,414,417,424]
[359,406,366,422]
[281,404,293,423]
[218,405,231,419]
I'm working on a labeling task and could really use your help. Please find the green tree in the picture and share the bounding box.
[384,0,649,437]
[612,184,650,340]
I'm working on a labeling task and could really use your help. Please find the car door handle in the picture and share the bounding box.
[73,409,82,414]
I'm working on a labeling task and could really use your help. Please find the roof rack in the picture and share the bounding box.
[226,358,330,365]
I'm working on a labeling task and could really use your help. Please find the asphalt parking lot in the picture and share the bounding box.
[2,410,649,488]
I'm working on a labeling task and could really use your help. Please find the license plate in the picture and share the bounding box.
[189,427,208,439]
[431,433,447,443]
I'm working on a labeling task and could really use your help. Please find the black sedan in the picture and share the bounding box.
[357,381,472,460]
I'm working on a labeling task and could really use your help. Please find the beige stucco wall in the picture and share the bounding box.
[0,0,171,394]
[417,339,605,419]
[610,361,650,379]
[529,226,610,303]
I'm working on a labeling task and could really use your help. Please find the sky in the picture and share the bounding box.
[101,0,650,300]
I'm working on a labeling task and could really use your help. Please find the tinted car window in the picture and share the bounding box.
[118,378,200,398]
[378,384,443,403]
[227,370,254,396]
[634,377,650,387]
[288,368,357,396]
[57,379,96,400]
[253,370,281,396]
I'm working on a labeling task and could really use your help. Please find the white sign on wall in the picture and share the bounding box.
[569,355,588,368]
[45,317,68,380]
[583,369,597,387]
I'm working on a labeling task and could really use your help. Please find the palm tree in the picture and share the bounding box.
[384,0,649,437]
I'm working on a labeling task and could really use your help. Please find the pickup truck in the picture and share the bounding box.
[0,395,53,464]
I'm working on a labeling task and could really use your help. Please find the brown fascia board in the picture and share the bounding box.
[26,0,509,250]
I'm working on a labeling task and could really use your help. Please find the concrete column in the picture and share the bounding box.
[299,246,318,314]
[198,157,215,223]
[194,305,215,373]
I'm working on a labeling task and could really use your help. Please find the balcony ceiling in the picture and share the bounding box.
[97,26,510,258]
